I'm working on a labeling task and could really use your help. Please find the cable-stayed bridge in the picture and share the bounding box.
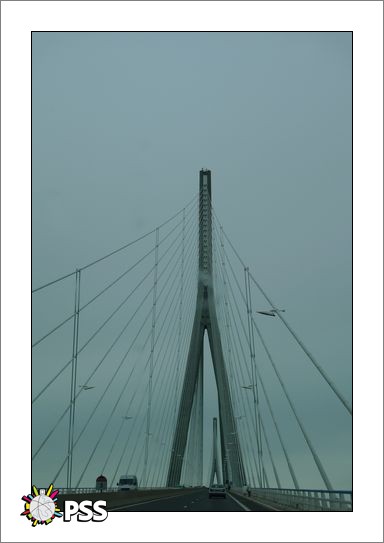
[32,170,352,512]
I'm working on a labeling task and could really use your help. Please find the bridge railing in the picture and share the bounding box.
[244,487,352,511]
[58,487,120,495]
[57,486,187,495]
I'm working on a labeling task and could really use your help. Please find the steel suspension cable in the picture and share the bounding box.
[214,221,295,489]
[251,315,334,491]
[221,235,332,489]
[213,227,253,487]
[32,200,197,350]
[80,194,198,272]
[223,295,263,487]
[32,264,154,404]
[39,286,154,467]
[213,219,265,478]
[53,222,198,483]
[115,255,198,488]
[80,234,198,486]
[220,226,352,416]
[32,270,77,294]
[221,248,299,488]
[100,240,198,479]
[37,229,193,460]
[80,202,197,312]
[32,246,154,349]
[32,193,198,293]
[32,206,197,404]
[152,261,198,486]
[52,308,154,483]
[121,245,198,484]
[146,295,196,487]
[256,364,299,489]
[106,215,198,485]
[223,273,281,490]
[212,230,262,486]
[110,279,195,487]
[173,208,186,431]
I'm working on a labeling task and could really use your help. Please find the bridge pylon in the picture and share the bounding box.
[209,417,222,486]
[167,169,246,488]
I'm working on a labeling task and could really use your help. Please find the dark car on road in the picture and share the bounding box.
[208,484,226,499]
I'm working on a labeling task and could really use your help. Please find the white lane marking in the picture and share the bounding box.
[109,491,202,511]
[227,493,251,512]
[229,492,280,512]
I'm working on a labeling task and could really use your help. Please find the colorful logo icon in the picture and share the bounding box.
[21,484,62,526]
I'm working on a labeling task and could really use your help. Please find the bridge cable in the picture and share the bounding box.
[32,265,155,404]
[37,230,186,464]
[98,218,198,478]
[50,217,198,481]
[32,193,198,293]
[80,193,198,272]
[221,226,352,416]
[109,243,198,486]
[213,218,266,483]
[173,208,186,432]
[213,217,300,489]
[127,241,198,485]
[251,314,334,491]
[155,211,205,482]
[32,202,197,349]
[221,244,299,488]
[212,227,263,486]
[148,238,197,487]
[32,247,154,349]
[220,237,334,491]
[70,219,198,485]
[101,246,197,480]
[213,225,261,488]
[151,274,198,486]
[38,295,154,466]
[32,205,197,403]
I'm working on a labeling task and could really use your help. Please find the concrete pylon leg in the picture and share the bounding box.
[183,356,203,486]
[167,311,204,487]
[206,309,246,487]
[195,354,203,485]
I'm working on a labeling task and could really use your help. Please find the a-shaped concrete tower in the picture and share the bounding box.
[167,170,246,488]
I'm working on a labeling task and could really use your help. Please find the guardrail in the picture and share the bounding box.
[244,487,352,511]
[58,487,119,494]
[57,486,187,495]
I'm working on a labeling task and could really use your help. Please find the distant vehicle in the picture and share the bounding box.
[117,475,138,491]
[208,484,226,499]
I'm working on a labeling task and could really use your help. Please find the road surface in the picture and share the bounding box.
[109,488,273,512]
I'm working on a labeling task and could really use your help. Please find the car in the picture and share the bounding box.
[208,484,226,499]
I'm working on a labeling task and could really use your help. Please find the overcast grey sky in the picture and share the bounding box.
[32,32,352,490]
